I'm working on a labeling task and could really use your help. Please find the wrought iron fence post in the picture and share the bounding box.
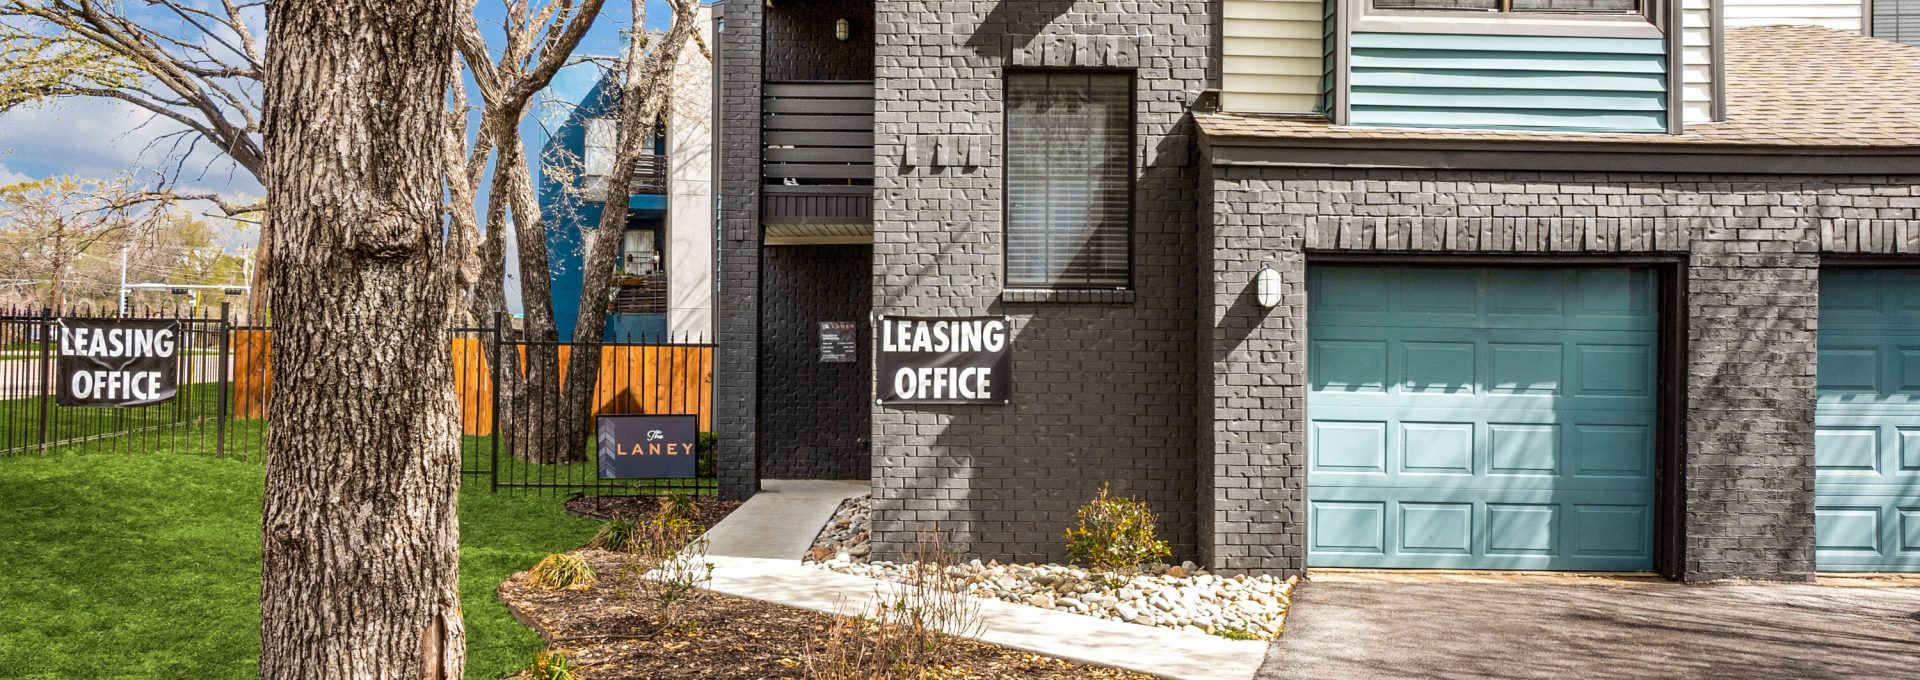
[215,302,231,460]
[490,310,503,494]
[35,307,52,454]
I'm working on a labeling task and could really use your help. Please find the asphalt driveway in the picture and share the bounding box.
[1260,574,1920,680]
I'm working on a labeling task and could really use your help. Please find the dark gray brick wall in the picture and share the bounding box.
[1205,167,1920,581]
[868,0,1214,564]
[759,245,874,480]
[765,0,874,82]
[716,0,764,500]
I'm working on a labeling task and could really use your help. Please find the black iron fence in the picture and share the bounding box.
[0,305,714,497]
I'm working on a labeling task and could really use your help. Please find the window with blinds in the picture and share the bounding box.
[1005,72,1133,290]
[1877,0,1920,47]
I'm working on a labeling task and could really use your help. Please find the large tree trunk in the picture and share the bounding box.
[258,0,465,677]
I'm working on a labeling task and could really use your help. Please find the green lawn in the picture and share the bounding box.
[0,383,229,452]
[0,442,600,679]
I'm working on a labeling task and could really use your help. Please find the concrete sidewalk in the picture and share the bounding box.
[699,480,1268,680]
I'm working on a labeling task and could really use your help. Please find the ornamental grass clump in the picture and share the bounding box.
[529,650,578,680]
[527,553,598,591]
[587,519,637,551]
[1065,483,1172,586]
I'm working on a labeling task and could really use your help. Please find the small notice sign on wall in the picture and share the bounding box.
[875,316,1011,405]
[56,319,180,407]
[597,414,699,479]
[818,321,857,363]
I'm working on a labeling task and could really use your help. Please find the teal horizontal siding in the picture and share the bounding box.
[1349,32,1668,134]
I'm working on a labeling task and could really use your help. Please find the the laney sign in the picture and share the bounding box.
[597,414,699,479]
[56,319,180,407]
[876,316,1010,404]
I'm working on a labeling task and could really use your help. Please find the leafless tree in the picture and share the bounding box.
[1,0,269,314]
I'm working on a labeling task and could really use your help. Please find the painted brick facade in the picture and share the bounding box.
[716,0,1920,580]
[1205,167,1920,580]
[866,0,1214,564]
[715,0,764,500]
[759,245,874,480]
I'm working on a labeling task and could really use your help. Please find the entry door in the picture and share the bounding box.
[1307,266,1659,571]
[1816,268,1920,572]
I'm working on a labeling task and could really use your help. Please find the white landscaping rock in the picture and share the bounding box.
[803,493,1298,640]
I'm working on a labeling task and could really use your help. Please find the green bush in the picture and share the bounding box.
[1064,483,1171,580]
[658,492,698,525]
[696,432,718,478]
[530,650,577,680]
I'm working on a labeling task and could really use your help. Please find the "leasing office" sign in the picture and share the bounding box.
[876,316,1010,404]
[57,318,180,407]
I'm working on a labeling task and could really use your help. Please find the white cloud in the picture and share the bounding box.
[0,161,29,185]
[0,96,263,198]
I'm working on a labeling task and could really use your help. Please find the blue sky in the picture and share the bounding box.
[0,0,677,209]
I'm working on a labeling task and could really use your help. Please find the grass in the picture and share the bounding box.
[0,439,599,679]
[0,383,230,452]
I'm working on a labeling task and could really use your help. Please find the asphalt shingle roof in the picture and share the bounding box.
[1197,25,1920,149]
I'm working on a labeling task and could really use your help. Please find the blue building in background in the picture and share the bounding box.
[533,16,714,341]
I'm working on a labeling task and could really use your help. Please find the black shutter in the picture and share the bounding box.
[1006,72,1131,289]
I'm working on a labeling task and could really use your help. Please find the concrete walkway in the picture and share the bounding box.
[1260,572,1920,680]
[699,480,1269,680]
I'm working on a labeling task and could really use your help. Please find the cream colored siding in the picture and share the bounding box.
[1723,0,1865,31]
[1223,0,1327,113]
[1683,0,1716,123]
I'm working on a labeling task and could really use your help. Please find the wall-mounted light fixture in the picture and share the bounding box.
[835,18,851,42]
[1255,267,1283,309]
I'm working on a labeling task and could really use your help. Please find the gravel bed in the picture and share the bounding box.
[804,494,1294,640]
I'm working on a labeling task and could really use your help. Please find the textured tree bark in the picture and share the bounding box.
[258,0,465,677]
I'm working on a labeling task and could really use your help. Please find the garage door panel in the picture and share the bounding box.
[1309,265,1658,571]
[1817,268,1920,572]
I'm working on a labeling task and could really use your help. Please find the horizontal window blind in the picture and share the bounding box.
[1877,0,1920,47]
[1006,72,1132,289]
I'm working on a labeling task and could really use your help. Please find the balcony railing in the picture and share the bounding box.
[762,81,873,226]
[630,154,669,195]
[609,273,668,315]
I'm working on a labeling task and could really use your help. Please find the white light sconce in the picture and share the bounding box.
[835,18,851,42]
[1255,267,1283,309]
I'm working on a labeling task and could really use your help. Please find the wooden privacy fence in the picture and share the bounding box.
[230,332,714,435]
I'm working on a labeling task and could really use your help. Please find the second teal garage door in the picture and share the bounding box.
[1816,268,1920,572]
[1307,266,1659,571]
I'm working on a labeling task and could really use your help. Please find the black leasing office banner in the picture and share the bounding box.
[56,318,180,407]
[876,316,1010,404]
[597,414,699,479]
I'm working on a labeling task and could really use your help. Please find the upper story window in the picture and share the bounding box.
[1373,0,1639,12]
[1004,71,1133,290]
[583,117,617,201]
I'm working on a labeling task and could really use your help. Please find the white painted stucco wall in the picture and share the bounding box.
[667,4,714,338]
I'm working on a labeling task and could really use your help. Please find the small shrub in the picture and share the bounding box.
[696,432,718,478]
[1064,483,1171,584]
[803,528,983,679]
[587,519,636,551]
[657,492,698,525]
[624,508,714,629]
[529,650,577,680]
[1216,625,1262,641]
[527,553,597,591]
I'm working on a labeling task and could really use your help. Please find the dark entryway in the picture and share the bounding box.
[757,244,872,480]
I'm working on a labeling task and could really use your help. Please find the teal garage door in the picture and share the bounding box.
[1816,268,1920,572]
[1307,266,1659,571]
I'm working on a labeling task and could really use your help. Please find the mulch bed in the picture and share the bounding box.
[565,495,744,530]
[498,549,1153,680]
